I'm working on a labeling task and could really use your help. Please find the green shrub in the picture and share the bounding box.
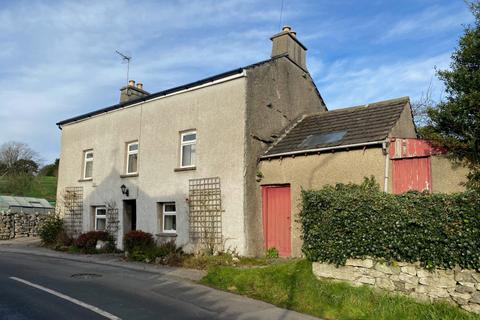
[75,231,114,253]
[265,247,279,258]
[300,178,480,269]
[38,214,64,245]
[129,240,183,264]
[124,230,154,253]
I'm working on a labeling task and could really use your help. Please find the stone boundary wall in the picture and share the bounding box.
[0,211,49,240]
[313,258,480,314]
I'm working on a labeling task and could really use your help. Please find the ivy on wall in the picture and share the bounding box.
[300,178,480,270]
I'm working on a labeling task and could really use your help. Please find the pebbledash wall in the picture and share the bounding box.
[0,211,48,240]
[313,258,480,314]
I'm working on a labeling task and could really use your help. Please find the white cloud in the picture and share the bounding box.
[381,4,472,41]
[317,53,451,109]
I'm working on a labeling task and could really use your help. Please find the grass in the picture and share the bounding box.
[200,259,480,320]
[0,175,57,203]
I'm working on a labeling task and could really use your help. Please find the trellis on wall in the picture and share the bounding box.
[106,207,119,237]
[188,177,223,249]
[62,186,83,237]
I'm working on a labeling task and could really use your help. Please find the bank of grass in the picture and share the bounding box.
[200,259,480,320]
[0,176,57,203]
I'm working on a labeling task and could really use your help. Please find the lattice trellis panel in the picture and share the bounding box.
[188,177,223,246]
[106,208,119,237]
[63,186,83,237]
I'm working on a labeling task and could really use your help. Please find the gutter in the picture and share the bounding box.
[260,140,385,159]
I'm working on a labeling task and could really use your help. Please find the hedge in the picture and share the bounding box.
[300,178,480,270]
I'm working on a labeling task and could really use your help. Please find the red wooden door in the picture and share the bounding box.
[262,185,291,257]
[392,157,432,194]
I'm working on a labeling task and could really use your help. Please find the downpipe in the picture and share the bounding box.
[382,140,390,193]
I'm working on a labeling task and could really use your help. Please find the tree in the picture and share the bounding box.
[38,158,59,177]
[0,141,40,176]
[422,1,480,190]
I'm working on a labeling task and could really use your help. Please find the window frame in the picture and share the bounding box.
[126,141,139,175]
[83,150,94,179]
[162,202,177,233]
[94,207,107,231]
[179,131,196,168]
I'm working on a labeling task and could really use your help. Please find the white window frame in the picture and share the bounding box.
[162,203,176,233]
[83,150,93,179]
[180,131,196,168]
[94,207,107,231]
[126,141,139,174]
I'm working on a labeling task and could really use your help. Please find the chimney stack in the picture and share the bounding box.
[271,26,307,69]
[119,80,149,103]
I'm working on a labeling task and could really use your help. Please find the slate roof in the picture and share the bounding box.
[263,97,410,158]
[58,53,315,127]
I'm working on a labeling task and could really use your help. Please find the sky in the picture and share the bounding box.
[0,0,474,164]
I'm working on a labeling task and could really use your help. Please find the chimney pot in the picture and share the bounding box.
[136,82,143,90]
[282,25,292,32]
[128,80,135,87]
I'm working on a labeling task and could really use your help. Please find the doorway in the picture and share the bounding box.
[123,200,137,233]
[261,185,291,257]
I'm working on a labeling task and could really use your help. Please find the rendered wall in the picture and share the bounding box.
[258,147,386,257]
[57,77,247,253]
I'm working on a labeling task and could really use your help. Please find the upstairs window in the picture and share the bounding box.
[162,203,176,233]
[126,142,138,174]
[95,207,106,231]
[180,131,196,168]
[83,150,93,179]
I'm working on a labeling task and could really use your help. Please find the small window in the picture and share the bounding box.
[180,131,196,168]
[83,150,93,179]
[163,203,176,233]
[126,142,138,174]
[95,207,107,231]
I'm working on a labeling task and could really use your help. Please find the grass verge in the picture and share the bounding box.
[200,259,480,320]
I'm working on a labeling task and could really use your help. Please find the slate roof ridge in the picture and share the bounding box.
[305,96,410,118]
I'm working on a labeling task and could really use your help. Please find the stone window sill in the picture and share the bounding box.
[174,166,196,172]
[156,233,178,237]
[78,178,93,182]
[120,173,139,178]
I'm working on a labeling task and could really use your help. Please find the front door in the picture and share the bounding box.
[261,185,291,257]
[123,200,137,233]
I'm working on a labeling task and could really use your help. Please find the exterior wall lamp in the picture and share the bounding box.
[120,184,129,197]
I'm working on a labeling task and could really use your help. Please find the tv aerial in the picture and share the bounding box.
[115,50,132,85]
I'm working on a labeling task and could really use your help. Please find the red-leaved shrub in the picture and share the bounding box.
[124,230,154,253]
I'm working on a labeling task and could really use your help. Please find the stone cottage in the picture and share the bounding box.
[56,26,467,256]
[56,27,326,254]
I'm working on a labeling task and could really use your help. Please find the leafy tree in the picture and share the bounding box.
[422,2,480,190]
[38,158,59,177]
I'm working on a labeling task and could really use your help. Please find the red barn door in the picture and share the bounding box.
[392,157,432,194]
[262,185,291,257]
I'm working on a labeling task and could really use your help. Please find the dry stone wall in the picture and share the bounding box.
[313,258,480,314]
[0,211,48,239]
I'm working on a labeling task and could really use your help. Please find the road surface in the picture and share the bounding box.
[0,251,317,320]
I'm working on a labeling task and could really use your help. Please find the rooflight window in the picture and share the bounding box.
[298,130,347,148]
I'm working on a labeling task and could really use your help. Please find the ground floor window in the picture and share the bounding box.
[162,203,176,233]
[95,207,107,231]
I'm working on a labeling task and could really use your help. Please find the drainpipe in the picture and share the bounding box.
[382,140,390,193]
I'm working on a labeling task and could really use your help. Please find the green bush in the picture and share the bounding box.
[75,231,114,253]
[128,240,183,264]
[124,230,154,253]
[38,214,64,245]
[300,178,480,269]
